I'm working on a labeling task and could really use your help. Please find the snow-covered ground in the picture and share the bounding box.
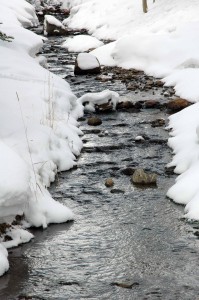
[61,0,199,222]
[0,0,84,275]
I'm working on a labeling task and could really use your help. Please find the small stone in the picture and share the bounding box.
[144,100,160,109]
[87,117,102,126]
[127,84,138,90]
[116,101,134,110]
[110,189,124,194]
[146,80,153,86]
[165,166,175,175]
[131,169,157,186]
[111,281,140,289]
[121,167,135,176]
[134,101,143,109]
[105,178,114,187]
[95,101,113,113]
[155,80,164,87]
[167,98,191,112]
[151,118,165,127]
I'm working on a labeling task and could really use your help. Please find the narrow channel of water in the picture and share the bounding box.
[1,22,199,300]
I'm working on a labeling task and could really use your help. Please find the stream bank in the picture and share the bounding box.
[1,10,199,300]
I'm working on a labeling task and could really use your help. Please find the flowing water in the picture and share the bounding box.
[1,20,199,300]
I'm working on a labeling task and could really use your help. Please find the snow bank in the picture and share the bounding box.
[0,0,83,275]
[166,103,199,220]
[62,35,103,52]
[64,0,199,40]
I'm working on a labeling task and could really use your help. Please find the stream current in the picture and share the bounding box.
[1,22,199,300]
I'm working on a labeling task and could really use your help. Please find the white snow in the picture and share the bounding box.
[62,35,103,52]
[0,0,84,275]
[44,14,64,28]
[76,52,100,70]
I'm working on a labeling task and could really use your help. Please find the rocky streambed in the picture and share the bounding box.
[1,9,199,300]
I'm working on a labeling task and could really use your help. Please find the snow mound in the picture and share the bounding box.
[62,35,104,52]
[0,0,83,276]
[77,52,100,70]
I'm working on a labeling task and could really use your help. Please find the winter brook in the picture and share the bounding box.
[1,1,199,300]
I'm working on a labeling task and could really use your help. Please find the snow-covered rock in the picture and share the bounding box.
[78,89,120,112]
[44,14,67,36]
[74,52,101,75]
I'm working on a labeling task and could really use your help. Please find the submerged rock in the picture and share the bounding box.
[151,118,166,127]
[110,189,124,194]
[116,101,134,110]
[111,281,140,289]
[131,169,157,186]
[144,100,160,109]
[121,167,135,176]
[87,117,102,126]
[105,178,114,187]
[95,101,113,113]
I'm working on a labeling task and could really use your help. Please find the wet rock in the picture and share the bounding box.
[111,281,140,289]
[167,98,191,112]
[82,129,101,134]
[58,281,79,286]
[78,117,86,122]
[74,53,101,75]
[127,84,138,90]
[17,295,33,300]
[144,100,160,109]
[131,169,157,186]
[4,235,13,242]
[134,101,144,109]
[87,117,102,126]
[151,118,166,127]
[155,80,164,87]
[146,80,154,86]
[95,101,113,113]
[110,189,124,194]
[105,178,114,187]
[116,101,134,110]
[165,166,175,175]
[121,167,135,176]
[12,214,24,225]
[0,223,11,236]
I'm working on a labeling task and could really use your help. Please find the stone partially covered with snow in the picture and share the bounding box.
[62,35,104,52]
[44,14,67,36]
[78,89,120,112]
[74,53,101,75]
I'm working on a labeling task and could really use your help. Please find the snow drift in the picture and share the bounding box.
[0,0,83,275]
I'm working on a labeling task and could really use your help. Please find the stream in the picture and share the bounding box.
[1,13,199,300]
